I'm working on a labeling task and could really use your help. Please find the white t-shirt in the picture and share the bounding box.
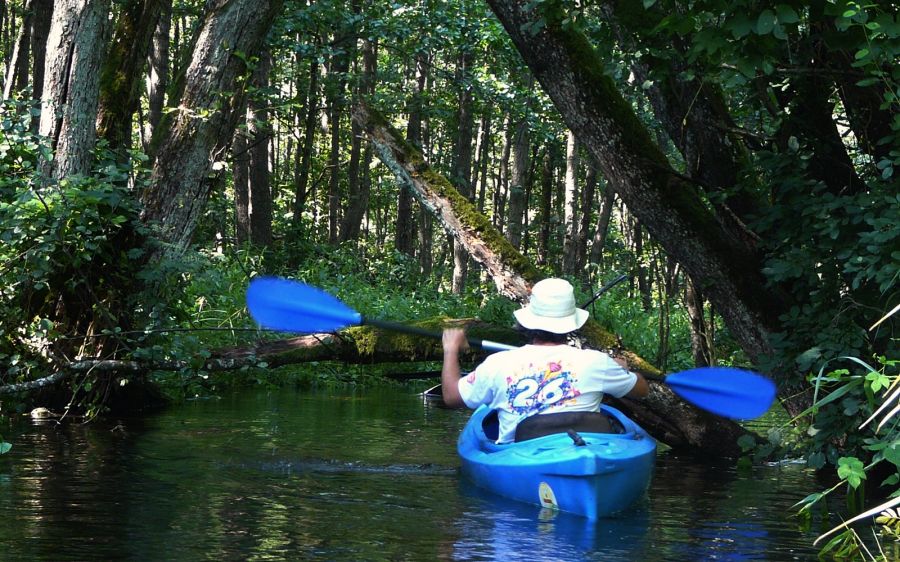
[457,344,638,443]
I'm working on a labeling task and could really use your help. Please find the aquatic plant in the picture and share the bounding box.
[793,303,900,560]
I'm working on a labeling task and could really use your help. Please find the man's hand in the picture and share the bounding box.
[441,328,469,408]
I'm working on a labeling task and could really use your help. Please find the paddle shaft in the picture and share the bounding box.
[362,317,515,353]
[365,275,628,352]
[581,274,628,309]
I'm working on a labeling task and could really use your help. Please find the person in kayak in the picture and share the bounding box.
[441,277,649,444]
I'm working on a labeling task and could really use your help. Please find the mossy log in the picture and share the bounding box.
[354,101,753,457]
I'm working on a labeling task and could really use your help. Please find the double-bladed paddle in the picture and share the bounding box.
[246,277,776,419]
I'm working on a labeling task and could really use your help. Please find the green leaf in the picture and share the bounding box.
[728,14,754,39]
[883,442,900,468]
[808,451,826,469]
[0,441,10,455]
[642,0,657,8]
[775,5,800,24]
[737,434,757,451]
[756,10,777,35]
[837,456,867,489]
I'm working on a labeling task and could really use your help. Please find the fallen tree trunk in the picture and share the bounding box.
[1,321,513,394]
[353,101,753,457]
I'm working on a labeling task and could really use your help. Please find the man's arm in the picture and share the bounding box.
[612,356,649,398]
[441,328,469,408]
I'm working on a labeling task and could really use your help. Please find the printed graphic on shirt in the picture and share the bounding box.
[506,361,580,415]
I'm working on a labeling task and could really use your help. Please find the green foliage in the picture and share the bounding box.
[793,354,900,556]
[0,99,161,414]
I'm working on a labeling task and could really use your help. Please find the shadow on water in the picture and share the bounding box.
[0,385,827,561]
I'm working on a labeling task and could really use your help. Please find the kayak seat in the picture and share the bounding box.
[513,411,626,443]
[482,410,501,441]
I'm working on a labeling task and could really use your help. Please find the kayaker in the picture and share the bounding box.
[441,277,649,444]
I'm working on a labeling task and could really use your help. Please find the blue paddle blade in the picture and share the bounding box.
[664,367,776,419]
[246,277,362,333]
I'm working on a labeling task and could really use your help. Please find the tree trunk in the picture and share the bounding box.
[634,222,652,311]
[575,159,597,278]
[450,47,475,294]
[248,48,273,247]
[492,112,511,230]
[340,37,377,243]
[96,0,164,153]
[685,275,713,367]
[38,0,112,180]
[140,0,283,253]
[536,146,554,265]
[325,26,353,244]
[474,110,491,212]
[486,0,780,369]
[396,49,427,255]
[233,127,250,244]
[589,185,614,269]
[144,0,170,149]
[28,0,51,130]
[354,101,754,456]
[505,116,530,250]
[2,0,32,100]
[562,130,579,275]
[293,57,318,227]
[603,1,764,249]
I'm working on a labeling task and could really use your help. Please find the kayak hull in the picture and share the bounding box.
[457,404,656,519]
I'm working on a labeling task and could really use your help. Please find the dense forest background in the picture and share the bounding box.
[0,0,898,551]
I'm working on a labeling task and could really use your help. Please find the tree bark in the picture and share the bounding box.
[292,57,318,227]
[96,0,164,153]
[450,47,475,294]
[575,159,597,278]
[140,0,283,253]
[28,0,52,131]
[505,116,530,250]
[38,0,112,179]
[474,110,491,213]
[492,113,511,230]
[233,127,250,244]
[144,0,171,149]
[248,48,273,247]
[685,274,713,367]
[486,0,780,368]
[536,146,554,265]
[589,185,614,269]
[340,37,377,243]
[396,49,427,255]
[2,0,32,100]
[354,101,753,456]
[562,130,579,275]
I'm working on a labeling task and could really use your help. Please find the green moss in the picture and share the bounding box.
[580,320,662,377]
[579,320,620,351]
[363,102,543,287]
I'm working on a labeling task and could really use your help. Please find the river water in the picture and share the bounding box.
[0,385,828,560]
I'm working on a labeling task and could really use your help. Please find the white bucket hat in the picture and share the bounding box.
[513,278,589,334]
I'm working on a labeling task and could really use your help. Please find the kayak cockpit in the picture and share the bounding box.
[478,407,632,443]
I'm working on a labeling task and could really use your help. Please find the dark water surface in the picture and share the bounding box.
[0,386,824,560]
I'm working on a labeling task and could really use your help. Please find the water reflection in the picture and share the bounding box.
[0,386,825,561]
[454,485,651,561]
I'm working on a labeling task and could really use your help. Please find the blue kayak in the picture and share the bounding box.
[458,404,656,519]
